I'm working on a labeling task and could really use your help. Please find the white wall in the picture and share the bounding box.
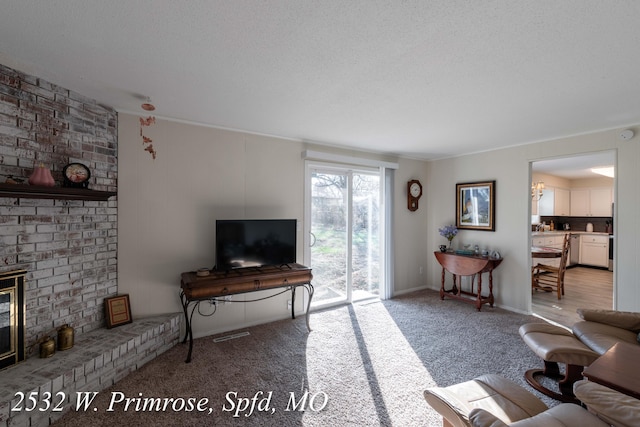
[531,172,571,189]
[426,127,640,313]
[118,115,305,337]
[427,148,530,311]
[392,157,430,295]
[117,114,423,338]
[119,113,640,341]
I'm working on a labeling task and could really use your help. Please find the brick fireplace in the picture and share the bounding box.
[0,62,181,427]
[0,62,118,355]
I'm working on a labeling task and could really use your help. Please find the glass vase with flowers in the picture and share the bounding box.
[438,225,458,251]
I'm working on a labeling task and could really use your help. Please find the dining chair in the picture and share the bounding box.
[532,234,571,299]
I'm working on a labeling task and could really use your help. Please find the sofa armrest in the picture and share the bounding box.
[577,308,640,332]
[574,380,640,427]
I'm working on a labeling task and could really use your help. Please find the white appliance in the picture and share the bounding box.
[586,223,594,232]
[569,234,580,266]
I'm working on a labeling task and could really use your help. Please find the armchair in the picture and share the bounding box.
[519,308,640,402]
[572,308,640,355]
[467,379,640,427]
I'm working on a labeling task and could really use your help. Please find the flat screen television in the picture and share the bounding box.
[215,219,297,270]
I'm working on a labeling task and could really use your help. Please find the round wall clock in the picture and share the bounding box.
[407,179,422,211]
[62,163,91,188]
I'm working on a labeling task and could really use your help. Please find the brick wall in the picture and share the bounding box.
[0,62,118,356]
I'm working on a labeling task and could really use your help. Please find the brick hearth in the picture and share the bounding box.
[0,313,181,427]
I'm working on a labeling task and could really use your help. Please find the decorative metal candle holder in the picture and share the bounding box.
[39,338,55,358]
[57,324,74,351]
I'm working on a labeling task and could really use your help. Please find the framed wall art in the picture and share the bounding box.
[104,294,133,329]
[456,181,495,231]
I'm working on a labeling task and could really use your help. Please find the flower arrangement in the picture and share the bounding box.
[439,224,458,248]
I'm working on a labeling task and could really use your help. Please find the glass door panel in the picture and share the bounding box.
[351,173,380,300]
[308,167,381,308]
[309,170,348,306]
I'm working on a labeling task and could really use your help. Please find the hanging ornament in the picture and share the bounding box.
[139,99,157,160]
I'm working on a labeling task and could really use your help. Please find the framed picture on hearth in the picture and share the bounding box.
[456,180,495,231]
[104,294,132,329]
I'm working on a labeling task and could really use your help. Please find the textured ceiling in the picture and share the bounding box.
[1,1,640,160]
[532,151,616,179]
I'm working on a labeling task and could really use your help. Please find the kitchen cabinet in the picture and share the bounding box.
[570,187,612,216]
[532,235,560,248]
[537,188,553,216]
[532,233,567,268]
[580,234,609,268]
[538,187,570,216]
[555,188,570,216]
[589,188,613,216]
[570,189,589,216]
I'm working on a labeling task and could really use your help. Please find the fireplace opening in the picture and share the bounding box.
[0,270,26,370]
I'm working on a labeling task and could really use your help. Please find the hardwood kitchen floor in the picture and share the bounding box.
[532,266,613,327]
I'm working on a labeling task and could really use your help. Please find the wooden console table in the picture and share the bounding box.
[434,251,503,311]
[180,263,313,363]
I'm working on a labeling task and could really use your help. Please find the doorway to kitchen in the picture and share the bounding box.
[530,150,616,327]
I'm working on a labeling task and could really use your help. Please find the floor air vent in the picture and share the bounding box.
[213,331,250,343]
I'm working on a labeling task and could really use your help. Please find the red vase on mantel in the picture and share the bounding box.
[28,163,55,187]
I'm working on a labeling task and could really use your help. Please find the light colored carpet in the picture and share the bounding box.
[54,289,555,426]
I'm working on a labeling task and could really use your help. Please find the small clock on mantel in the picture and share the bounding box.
[62,163,91,189]
[407,179,422,211]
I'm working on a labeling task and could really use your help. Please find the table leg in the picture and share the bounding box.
[180,292,191,344]
[476,273,483,311]
[184,302,198,363]
[440,267,445,300]
[179,292,195,363]
[186,322,194,363]
[304,283,314,332]
[291,286,297,319]
[488,270,494,307]
[292,284,313,331]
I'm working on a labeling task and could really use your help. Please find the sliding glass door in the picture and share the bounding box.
[306,164,381,308]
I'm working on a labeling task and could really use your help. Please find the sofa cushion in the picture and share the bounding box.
[576,309,640,332]
[469,405,610,427]
[572,320,639,355]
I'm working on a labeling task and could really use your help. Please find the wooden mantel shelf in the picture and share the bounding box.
[0,183,117,201]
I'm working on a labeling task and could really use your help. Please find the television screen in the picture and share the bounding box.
[215,219,297,270]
